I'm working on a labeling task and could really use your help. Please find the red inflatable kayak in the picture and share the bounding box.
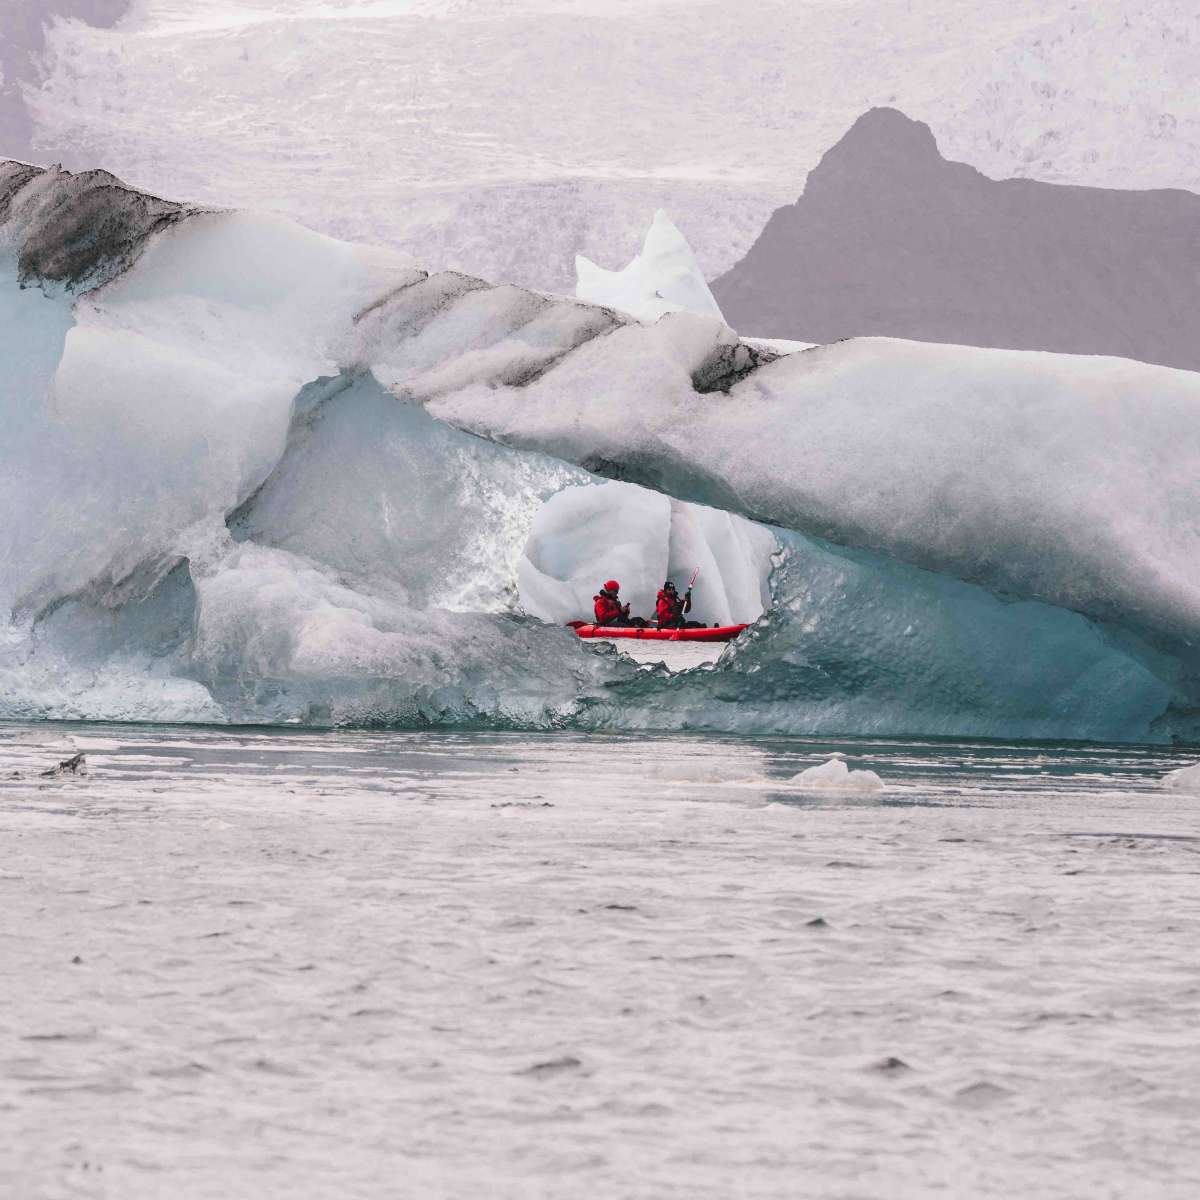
[569,622,748,643]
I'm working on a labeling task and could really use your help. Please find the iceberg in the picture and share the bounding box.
[4,161,1200,742]
[575,209,725,324]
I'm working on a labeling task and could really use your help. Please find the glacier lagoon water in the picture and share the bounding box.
[3,721,1199,1199]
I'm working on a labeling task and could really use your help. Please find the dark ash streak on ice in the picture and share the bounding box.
[0,161,204,292]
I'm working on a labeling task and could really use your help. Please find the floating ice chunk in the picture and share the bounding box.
[792,757,884,793]
[1162,763,1200,793]
[575,209,725,324]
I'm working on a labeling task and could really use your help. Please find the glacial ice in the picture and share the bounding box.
[574,209,726,324]
[5,162,1200,741]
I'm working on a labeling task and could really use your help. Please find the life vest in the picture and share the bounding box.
[594,593,623,624]
[656,589,683,625]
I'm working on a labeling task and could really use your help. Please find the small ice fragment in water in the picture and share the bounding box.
[517,1055,582,1078]
[40,752,87,778]
[792,757,883,793]
[954,1080,1014,1107]
[1161,762,1200,793]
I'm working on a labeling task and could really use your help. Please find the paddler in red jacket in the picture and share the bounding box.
[655,580,692,629]
[594,580,631,626]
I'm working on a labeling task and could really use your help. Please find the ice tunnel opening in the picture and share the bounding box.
[515,478,779,632]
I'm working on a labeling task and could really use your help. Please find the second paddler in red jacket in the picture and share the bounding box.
[655,580,692,628]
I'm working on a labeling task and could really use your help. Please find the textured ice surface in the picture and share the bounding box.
[517,481,775,627]
[231,373,587,614]
[3,725,1200,1199]
[5,164,1200,740]
[575,209,724,324]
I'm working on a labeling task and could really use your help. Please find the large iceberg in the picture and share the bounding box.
[4,162,1200,742]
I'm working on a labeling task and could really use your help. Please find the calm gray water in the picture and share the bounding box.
[3,722,1199,1199]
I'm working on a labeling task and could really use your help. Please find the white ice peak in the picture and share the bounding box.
[575,210,725,324]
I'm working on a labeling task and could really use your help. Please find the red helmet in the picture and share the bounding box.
[604,580,620,592]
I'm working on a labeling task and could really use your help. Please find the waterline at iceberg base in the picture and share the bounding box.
[4,161,1200,743]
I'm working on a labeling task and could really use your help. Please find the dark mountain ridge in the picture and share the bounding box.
[711,107,1200,372]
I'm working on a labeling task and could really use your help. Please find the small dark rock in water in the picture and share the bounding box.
[41,752,87,778]
[872,1056,911,1074]
[603,903,638,911]
[71,955,83,965]
[806,916,829,928]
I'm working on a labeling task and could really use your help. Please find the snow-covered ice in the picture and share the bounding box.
[436,329,1200,650]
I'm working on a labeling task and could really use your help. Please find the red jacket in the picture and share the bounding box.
[656,589,689,625]
[594,593,625,624]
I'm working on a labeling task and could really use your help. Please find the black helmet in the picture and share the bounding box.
[663,580,677,591]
